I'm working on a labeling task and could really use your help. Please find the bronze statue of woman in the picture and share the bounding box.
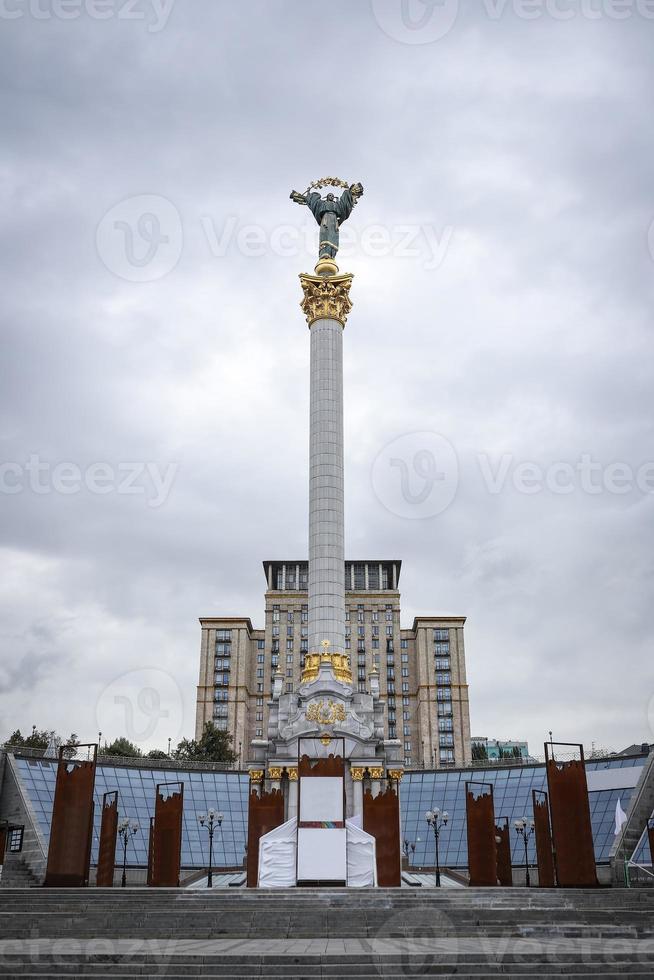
[291,182,364,260]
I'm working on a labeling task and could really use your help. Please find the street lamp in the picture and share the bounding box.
[117,818,139,888]
[198,808,223,888]
[425,808,449,887]
[514,816,535,887]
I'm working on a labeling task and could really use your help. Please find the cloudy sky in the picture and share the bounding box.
[1,0,653,759]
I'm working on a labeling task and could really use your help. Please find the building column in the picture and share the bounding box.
[287,768,299,820]
[370,767,384,799]
[300,263,353,661]
[351,767,365,817]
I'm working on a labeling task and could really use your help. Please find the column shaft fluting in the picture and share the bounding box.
[308,317,345,655]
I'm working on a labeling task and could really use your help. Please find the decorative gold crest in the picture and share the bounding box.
[306,699,347,726]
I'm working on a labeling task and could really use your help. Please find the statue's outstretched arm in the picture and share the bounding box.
[290,190,308,206]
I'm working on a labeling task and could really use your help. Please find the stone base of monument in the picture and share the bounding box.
[0,886,653,977]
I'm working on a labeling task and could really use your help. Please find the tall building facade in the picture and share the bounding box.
[195,558,471,769]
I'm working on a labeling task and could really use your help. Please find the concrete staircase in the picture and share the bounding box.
[0,887,652,977]
[610,749,654,882]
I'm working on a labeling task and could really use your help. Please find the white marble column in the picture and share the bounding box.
[287,773,298,821]
[308,316,346,655]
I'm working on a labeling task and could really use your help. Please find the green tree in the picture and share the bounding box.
[103,737,143,758]
[471,742,488,761]
[173,722,237,765]
[5,728,51,752]
[146,749,169,760]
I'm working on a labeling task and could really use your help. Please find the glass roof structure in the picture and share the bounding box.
[12,752,647,870]
[14,757,248,869]
[401,756,646,868]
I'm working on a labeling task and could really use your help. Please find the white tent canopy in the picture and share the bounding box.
[257,815,377,888]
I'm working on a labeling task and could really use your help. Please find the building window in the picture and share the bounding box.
[358,681,366,693]
[437,701,452,716]
[372,638,379,649]
[386,625,393,636]
[402,696,409,706]
[215,642,231,656]
[388,726,396,739]
[401,667,409,678]
[403,726,410,737]
[257,653,264,664]
[439,749,454,764]
[215,672,230,686]
[434,628,449,642]
[354,564,365,589]
[403,711,409,721]
[272,606,280,623]
[213,703,228,718]
[435,657,450,670]
[257,683,263,692]
[404,741,411,751]
[372,610,379,623]
[357,606,364,622]
[299,567,308,589]
[301,605,308,623]
[256,697,263,706]
[387,683,395,695]
[439,718,453,732]
[287,626,294,638]
[435,642,450,656]
[387,696,396,708]
[286,639,293,652]
[257,638,265,650]
[401,653,409,664]
[358,668,366,681]
[214,690,228,702]
[286,653,293,663]
[286,682,293,693]
[272,625,279,637]
[436,672,451,686]
[345,638,351,649]
[439,733,454,747]
[286,668,292,677]
[368,565,379,589]
[256,728,263,738]
[216,629,232,641]
[402,682,409,693]
[401,638,408,649]
[436,688,452,701]
[300,639,308,653]
[215,719,228,731]
[256,668,264,678]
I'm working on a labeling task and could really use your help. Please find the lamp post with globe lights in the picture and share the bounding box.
[514,817,535,887]
[117,819,139,888]
[198,809,223,888]
[426,809,449,887]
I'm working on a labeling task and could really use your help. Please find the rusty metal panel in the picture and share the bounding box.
[495,816,513,887]
[96,791,118,887]
[150,781,184,888]
[298,753,345,778]
[533,789,556,887]
[44,745,97,888]
[363,786,401,887]
[146,817,154,887]
[545,742,598,888]
[466,781,497,887]
[246,788,285,888]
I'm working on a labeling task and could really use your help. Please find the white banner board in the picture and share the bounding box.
[299,776,343,823]
[297,827,347,882]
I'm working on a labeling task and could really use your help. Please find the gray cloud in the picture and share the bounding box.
[0,0,652,756]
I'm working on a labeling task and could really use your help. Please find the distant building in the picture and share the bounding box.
[472,736,530,762]
[195,559,472,770]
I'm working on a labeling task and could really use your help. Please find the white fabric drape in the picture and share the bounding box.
[345,817,377,887]
[258,817,297,888]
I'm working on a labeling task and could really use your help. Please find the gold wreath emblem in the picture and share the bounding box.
[306,699,347,726]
